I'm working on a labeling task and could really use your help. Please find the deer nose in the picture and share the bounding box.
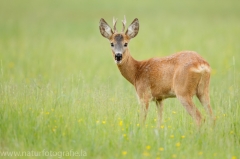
[115,53,122,61]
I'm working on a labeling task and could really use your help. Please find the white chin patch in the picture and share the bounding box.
[115,60,122,64]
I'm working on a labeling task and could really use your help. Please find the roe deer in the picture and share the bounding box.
[99,16,215,127]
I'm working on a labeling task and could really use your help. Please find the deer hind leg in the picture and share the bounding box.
[156,99,164,128]
[196,72,215,122]
[175,69,203,126]
[177,96,202,126]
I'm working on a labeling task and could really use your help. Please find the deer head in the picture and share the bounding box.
[99,16,139,64]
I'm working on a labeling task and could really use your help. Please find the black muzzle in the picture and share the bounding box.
[115,53,122,62]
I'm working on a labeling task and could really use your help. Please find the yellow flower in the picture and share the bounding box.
[122,151,127,155]
[211,69,216,75]
[232,156,237,159]
[181,135,185,139]
[176,142,181,147]
[137,124,140,127]
[146,145,151,150]
[170,135,174,138]
[8,62,14,68]
[172,111,176,114]
[172,154,177,158]
[123,134,127,137]
[109,98,115,101]
[159,147,164,151]
[199,152,203,155]
[102,121,106,124]
[119,121,123,126]
[143,151,150,156]
[160,125,164,129]
[45,112,49,115]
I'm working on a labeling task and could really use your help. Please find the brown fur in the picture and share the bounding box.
[99,18,215,127]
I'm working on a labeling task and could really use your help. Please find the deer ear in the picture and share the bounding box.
[125,18,139,39]
[99,18,113,39]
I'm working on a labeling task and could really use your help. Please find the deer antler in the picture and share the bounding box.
[121,15,127,32]
[113,17,118,33]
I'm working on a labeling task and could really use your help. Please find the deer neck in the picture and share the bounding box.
[116,50,138,85]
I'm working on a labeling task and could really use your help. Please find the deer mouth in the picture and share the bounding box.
[115,53,122,63]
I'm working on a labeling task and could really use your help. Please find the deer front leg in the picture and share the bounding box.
[136,90,151,126]
[156,99,164,128]
[139,98,150,126]
[136,85,152,126]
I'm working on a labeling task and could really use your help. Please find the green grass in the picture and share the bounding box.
[0,0,240,158]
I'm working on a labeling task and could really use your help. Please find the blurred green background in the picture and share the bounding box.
[0,0,240,159]
[1,0,239,83]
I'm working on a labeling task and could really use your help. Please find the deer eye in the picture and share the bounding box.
[124,43,128,47]
[111,43,114,47]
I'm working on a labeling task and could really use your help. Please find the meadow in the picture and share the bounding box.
[0,0,240,158]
